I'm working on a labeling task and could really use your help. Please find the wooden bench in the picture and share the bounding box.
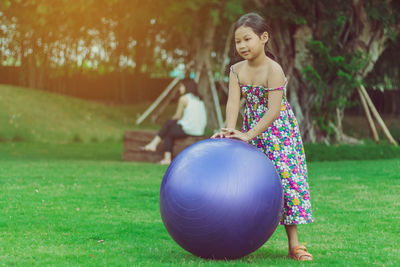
[122,130,208,163]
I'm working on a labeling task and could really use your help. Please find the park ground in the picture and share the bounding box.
[0,84,399,266]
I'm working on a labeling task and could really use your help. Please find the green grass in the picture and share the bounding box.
[1,83,399,265]
[0,84,175,143]
[0,143,399,266]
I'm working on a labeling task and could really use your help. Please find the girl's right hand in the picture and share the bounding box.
[211,131,226,139]
[211,128,237,139]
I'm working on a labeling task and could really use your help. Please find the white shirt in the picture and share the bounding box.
[177,93,207,136]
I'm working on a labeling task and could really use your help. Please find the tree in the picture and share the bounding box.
[1,0,107,90]
[250,0,400,143]
[1,0,398,142]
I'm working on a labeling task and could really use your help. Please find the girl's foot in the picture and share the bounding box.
[288,245,313,261]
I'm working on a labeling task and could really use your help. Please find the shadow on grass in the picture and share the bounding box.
[246,248,287,260]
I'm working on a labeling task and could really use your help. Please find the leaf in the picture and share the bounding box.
[337,69,352,81]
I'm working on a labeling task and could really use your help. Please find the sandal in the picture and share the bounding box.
[288,245,313,261]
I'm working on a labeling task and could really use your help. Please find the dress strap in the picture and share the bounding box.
[230,66,240,86]
[266,79,288,91]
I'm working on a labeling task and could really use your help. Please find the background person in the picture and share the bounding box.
[142,78,207,165]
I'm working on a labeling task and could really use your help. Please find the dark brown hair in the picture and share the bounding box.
[234,13,275,60]
[180,78,203,100]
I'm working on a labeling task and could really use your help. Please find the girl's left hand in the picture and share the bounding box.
[221,128,251,142]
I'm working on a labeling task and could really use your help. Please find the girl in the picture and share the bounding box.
[212,13,313,261]
[142,78,207,165]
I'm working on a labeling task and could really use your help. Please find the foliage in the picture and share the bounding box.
[1,0,399,140]
[363,0,400,90]
[0,0,246,84]
[365,0,400,40]
[302,40,365,137]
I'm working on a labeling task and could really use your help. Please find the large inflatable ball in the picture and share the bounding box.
[159,138,283,260]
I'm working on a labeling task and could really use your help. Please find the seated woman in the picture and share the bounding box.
[142,78,207,165]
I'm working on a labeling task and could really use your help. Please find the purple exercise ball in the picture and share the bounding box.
[159,138,283,260]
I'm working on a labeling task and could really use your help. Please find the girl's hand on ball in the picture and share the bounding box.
[211,131,226,139]
[222,128,251,142]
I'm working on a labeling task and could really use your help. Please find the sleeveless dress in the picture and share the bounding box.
[231,66,313,225]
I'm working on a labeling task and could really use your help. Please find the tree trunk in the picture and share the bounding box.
[36,37,46,90]
[358,88,379,142]
[19,40,28,87]
[134,39,148,75]
[195,9,220,129]
[120,70,127,103]
[27,55,36,89]
[291,25,318,142]
[219,23,234,77]
[270,22,317,142]
[359,85,398,146]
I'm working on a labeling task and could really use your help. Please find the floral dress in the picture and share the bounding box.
[231,66,313,225]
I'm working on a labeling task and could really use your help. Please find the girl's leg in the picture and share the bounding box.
[285,225,312,260]
[285,225,299,252]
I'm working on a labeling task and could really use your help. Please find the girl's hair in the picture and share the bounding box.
[233,13,275,60]
[180,78,203,100]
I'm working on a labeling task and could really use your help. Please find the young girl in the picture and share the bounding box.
[142,78,207,165]
[212,13,313,261]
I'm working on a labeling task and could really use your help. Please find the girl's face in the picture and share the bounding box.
[179,83,186,95]
[234,26,268,60]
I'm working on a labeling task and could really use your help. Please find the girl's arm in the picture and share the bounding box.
[225,70,241,128]
[212,70,241,138]
[171,95,188,120]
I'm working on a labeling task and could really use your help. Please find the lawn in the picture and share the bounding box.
[0,84,172,143]
[1,83,399,265]
[0,143,399,266]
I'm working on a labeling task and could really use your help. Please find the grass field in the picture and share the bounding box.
[1,143,399,266]
[1,84,399,266]
[0,84,171,143]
